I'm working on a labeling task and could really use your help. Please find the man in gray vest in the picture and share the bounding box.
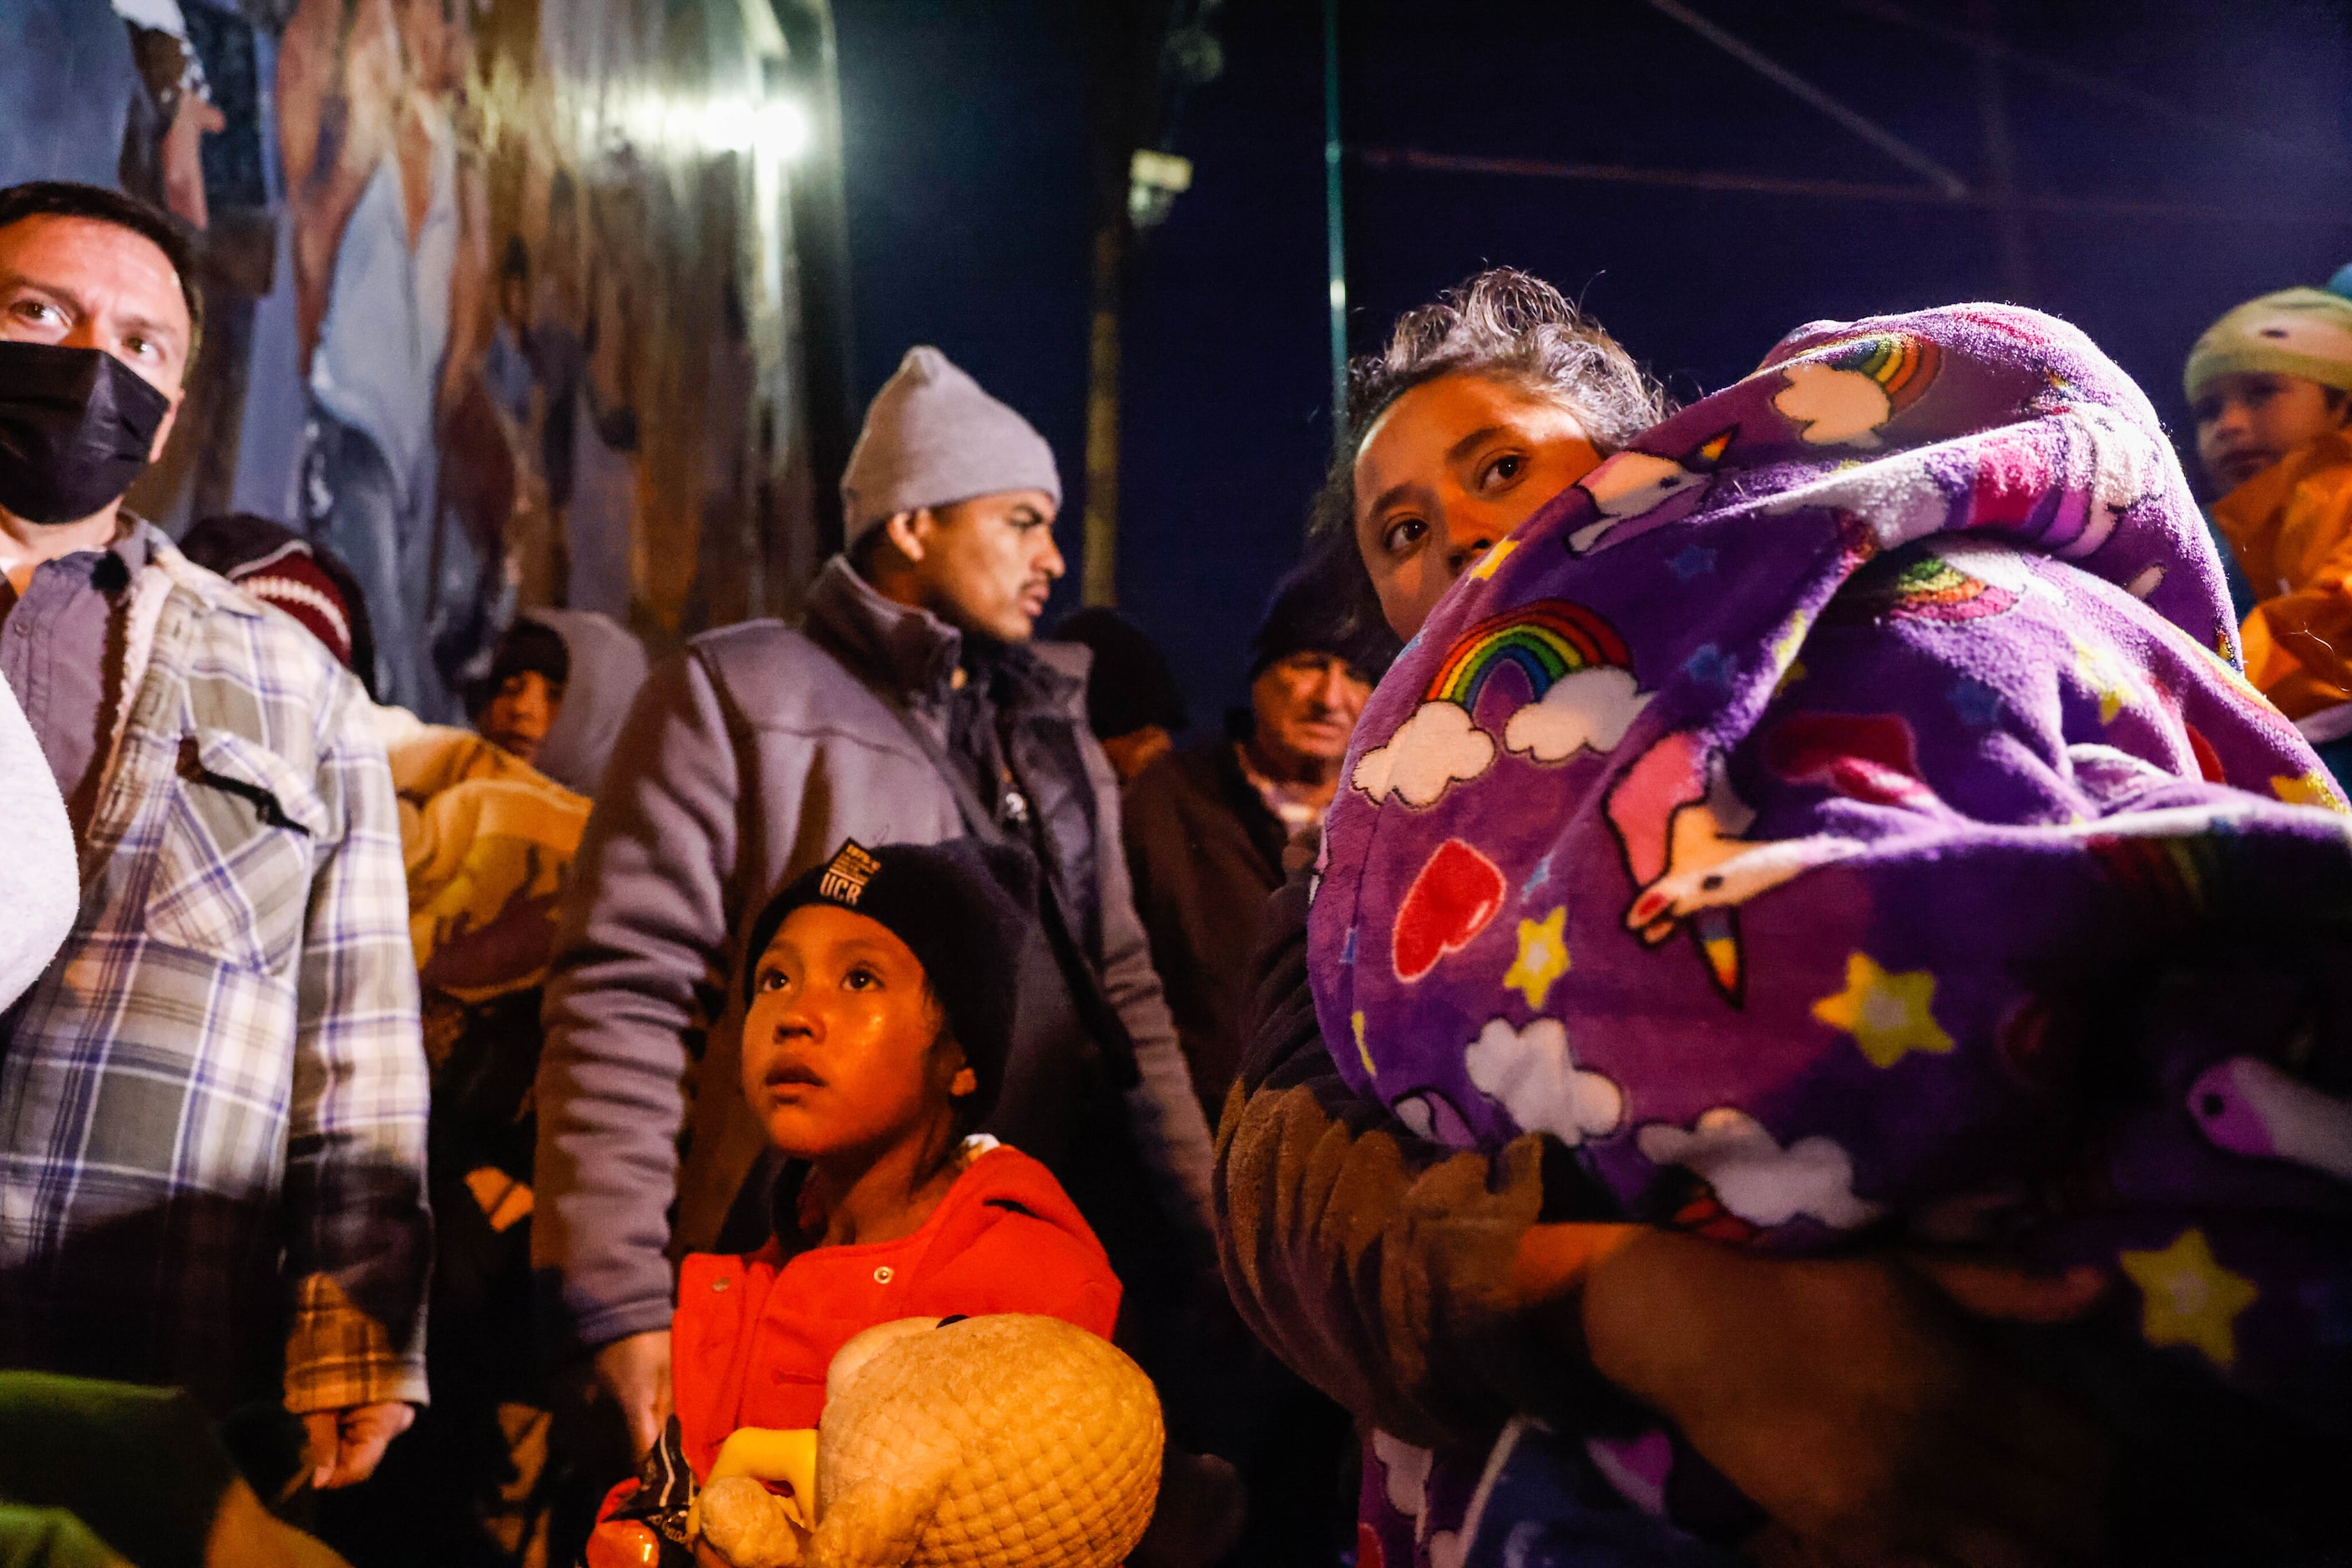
[534,346,1219,1464]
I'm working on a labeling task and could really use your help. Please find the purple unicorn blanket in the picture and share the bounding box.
[1311,303,2352,1444]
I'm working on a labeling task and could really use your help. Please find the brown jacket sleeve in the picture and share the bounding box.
[1213,872,1623,1451]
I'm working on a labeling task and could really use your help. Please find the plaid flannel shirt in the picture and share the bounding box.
[0,527,429,1415]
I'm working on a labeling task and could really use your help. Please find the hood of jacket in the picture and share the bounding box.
[522,608,650,796]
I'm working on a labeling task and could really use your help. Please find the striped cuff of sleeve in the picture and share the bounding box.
[283,1272,430,1414]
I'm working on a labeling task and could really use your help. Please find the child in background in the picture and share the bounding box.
[468,618,572,767]
[630,837,1120,1497]
[2187,286,2352,774]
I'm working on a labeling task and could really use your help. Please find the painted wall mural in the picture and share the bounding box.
[2,0,830,716]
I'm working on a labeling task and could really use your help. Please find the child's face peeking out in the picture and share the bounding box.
[2193,371,2349,495]
[740,904,978,1165]
[1352,373,1605,641]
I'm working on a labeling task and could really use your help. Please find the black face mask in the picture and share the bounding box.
[0,340,171,525]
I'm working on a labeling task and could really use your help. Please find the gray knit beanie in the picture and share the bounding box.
[839,346,1062,543]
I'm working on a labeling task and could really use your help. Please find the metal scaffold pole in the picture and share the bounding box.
[1323,0,1348,446]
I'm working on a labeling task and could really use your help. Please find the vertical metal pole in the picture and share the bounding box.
[775,0,858,576]
[1081,220,1123,608]
[1323,0,1348,445]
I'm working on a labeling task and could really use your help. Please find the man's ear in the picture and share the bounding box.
[881,508,933,564]
[949,1065,978,1099]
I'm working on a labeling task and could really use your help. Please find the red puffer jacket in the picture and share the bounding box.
[669,1143,1122,1478]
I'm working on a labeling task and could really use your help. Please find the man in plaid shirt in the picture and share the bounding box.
[0,182,430,1488]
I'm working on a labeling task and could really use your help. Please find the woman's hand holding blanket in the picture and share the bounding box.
[1579,1230,2112,1568]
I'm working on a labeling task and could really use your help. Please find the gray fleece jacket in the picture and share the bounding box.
[533,559,1219,1352]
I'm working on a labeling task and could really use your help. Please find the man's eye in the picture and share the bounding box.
[123,336,158,361]
[1481,453,1525,488]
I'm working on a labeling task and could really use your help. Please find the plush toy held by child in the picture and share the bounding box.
[615,1312,1162,1568]
[588,838,1141,1566]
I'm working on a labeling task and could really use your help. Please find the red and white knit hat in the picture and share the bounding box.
[226,540,355,670]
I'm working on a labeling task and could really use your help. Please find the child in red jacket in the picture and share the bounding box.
[608,837,1121,1523]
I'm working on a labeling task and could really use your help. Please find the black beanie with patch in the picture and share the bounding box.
[741,837,1039,1117]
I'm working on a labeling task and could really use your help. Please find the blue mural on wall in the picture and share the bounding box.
[3,0,812,718]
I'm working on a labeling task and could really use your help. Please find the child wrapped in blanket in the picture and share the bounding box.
[2188,285,2352,784]
[1311,286,2352,1563]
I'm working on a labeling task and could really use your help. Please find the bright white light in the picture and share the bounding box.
[758,98,811,161]
[1129,149,1192,194]
[588,89,809,163]
[695,99,759,153]
[1328,278,1348,310]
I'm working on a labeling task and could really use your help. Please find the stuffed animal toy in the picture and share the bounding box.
[588,1314,1161,1568]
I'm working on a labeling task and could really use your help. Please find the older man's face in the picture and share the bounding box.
[1252,650,1373,770]
[0,214,192,462]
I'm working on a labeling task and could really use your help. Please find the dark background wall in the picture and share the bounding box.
[835,0,2352,739]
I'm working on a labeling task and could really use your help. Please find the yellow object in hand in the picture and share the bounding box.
[707,1426,819,1527]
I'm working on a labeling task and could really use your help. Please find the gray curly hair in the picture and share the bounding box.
[1301,268,1667,631]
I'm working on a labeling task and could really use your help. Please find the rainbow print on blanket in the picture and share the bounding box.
[1424,602,1632,708]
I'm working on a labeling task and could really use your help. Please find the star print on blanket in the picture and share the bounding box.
[1311,301,2352,1515]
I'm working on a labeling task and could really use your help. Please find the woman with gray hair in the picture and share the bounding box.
[1217,270,2173,1568]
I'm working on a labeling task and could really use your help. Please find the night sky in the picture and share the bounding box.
[835,0,2352,738]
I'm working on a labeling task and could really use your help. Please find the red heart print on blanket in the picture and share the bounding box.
[1392,838,1508,981]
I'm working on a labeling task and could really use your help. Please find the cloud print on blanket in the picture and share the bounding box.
[1352,601,1648,808]
[1771,333,1943,448]
[1636,1109,1881,1231]
[1351,701,1493,808]
[1504,668,1648,762]
[1464,1017,1624,1146]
